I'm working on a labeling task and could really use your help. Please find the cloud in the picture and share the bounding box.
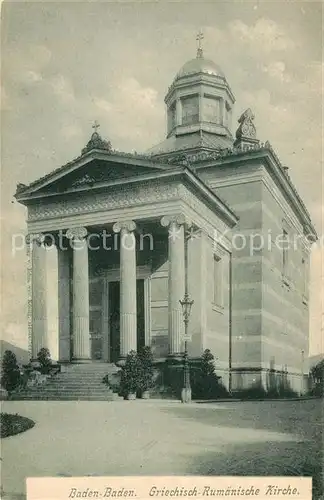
[228,18,295,53]
[4,43,51,84]
[262,61,291,83]
[94,77,164,150]
[1,85,11,111]
[60,123,83,140]
[24,70,43,84]
[49,74,75,103]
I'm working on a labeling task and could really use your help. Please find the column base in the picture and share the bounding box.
[181,387,192,404]
[167,353,184,363]
[71,358,92,364]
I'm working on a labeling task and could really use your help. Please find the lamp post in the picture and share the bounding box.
[300,349,305,396]
[179,222,194,404]
[180,293,194,403]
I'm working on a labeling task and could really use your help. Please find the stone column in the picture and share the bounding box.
[45,240,59,361]
[66,227,90,360]
[161,214,186,356]
[113,221,137,358]
[57,246,71,362]
[28,233,48,359]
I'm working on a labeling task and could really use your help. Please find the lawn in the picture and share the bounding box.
[1,399,322,500]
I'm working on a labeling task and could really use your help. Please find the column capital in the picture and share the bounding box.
[113,220,136,233]
[26,233,46,246]
[66,227,87,241]
[160,214,191,228]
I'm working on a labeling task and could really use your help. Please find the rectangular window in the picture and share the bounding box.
[224,101,232,129]
[181,95,199,125]
[168,102,176,133]
[302,255,309,301]
[282,229,289,276]
[202,96,221,124]
[213,255,223,306]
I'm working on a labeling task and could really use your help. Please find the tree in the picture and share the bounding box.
[138,346,154,394]
[1,351,21,395]
[310,359,324,397]
[36,348,52,374]
[120,351,142,398]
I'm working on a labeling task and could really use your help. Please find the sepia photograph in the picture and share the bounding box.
[1,1,323,499]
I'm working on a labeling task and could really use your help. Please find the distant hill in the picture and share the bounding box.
[0,340,30,365]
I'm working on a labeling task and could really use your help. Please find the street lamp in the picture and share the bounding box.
[180,293,194,403]
[179,220,194,404]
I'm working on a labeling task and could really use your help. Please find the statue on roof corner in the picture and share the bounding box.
[234,108,259,150]
[236,108,256,139]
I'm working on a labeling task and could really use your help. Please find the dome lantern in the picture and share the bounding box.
[162,33,235,152]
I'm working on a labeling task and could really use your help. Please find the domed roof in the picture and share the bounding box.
[175,55,225,81]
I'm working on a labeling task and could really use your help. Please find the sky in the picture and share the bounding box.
[1,0,323,356]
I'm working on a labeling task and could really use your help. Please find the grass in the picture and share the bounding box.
[0,412,35,438]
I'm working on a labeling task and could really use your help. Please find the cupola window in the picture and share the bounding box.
[224,101,232,130]
[202,96,221,124]
[168,102,176,133]
[181,95,199,125]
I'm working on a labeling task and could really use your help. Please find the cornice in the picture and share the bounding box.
[21,167,238,230]
[15,149,171,199]
[165,73,235,105]
[195,146,317,239]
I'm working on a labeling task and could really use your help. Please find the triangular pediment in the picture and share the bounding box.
[15,151,171,201]
[39,160,164,195]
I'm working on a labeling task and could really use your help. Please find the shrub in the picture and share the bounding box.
[0,412,35,438]
[0,351,21,394]
[310,359,324,398]
[120,351,142,397]
[161,350,230,400]
[191,349,229,399]
[238,386,268,400]
[138,345,154,393]
[36,348,52,374]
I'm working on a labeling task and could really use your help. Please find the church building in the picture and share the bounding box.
[15,40,317,393]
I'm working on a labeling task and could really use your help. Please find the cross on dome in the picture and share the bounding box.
[196,30,204,58]
[92,120,100,133]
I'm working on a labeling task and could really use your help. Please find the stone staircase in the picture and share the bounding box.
[13,363,123,401]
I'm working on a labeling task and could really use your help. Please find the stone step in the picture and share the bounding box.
[14,395,123,401]
[48,380,108,384]
[14,362,122,401]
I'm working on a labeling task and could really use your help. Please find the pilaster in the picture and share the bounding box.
[27,233,48,359]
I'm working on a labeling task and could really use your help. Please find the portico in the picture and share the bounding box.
[17,145,236,366]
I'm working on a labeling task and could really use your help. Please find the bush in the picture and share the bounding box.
[238,386,268,400]
[192,349,230,400]
[0,351,21,394]
[138,346,154,393]
[161,350,230,400]
[36,348,52,374]
[310,359,324,398]
[102,371,122,394]
[0,412,35,438]
[120,351,142,397]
